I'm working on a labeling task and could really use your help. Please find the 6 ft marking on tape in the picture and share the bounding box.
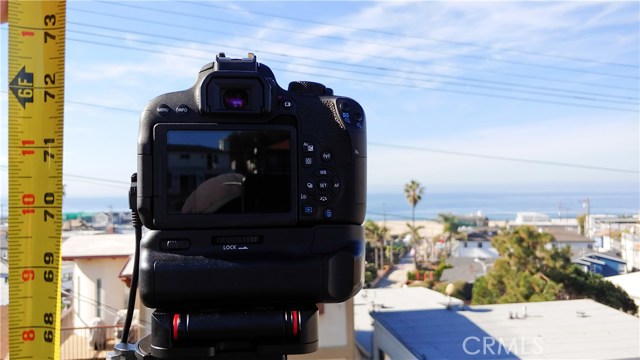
[7,1,66,359]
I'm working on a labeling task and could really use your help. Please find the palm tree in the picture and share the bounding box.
[403,222,425,248]
[438,213,460,258]
[404,179,424,230]
[364,219,389,269]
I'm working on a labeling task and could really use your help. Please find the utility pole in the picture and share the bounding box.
[582,198,590,238]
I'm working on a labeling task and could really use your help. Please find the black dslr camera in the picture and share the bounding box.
[134,53,366,359]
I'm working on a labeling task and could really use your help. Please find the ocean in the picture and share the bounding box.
[58,190,640,221]
[366,191,639,221]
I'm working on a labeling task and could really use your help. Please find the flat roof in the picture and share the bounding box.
[354,287,462,358]
[371,298,640,359]
[62,233,135,260]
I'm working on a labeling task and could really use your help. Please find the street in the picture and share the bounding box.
[374,254,416,288]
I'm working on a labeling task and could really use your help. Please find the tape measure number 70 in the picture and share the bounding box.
[7,1,66,359]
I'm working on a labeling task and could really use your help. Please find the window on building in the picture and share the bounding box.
[378,348,392,360]
[96,278,102,318]
[77,276,81,315]
[478,242,483,248]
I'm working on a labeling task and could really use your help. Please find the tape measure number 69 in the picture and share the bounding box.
[7,1,66,359]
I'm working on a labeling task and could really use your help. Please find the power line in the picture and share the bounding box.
[369,142,639,174]
[59,33,638,112]
[98,1,638,80]
[184,0,638,69]
[67,21,638,105]
[66,6,639,93]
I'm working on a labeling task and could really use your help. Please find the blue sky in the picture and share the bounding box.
[1,1,639,204]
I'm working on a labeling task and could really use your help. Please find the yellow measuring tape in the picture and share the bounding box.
[7,1,66,359]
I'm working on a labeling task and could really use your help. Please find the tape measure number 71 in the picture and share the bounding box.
[7,1,66,359]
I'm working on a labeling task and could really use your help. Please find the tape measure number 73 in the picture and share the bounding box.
[7,1,66,359]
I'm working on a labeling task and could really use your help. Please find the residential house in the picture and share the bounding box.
[441,257,493,283]
[515,212,551,224]
[621,230,640,271]
[543,227,594,255]
[588,214,638,241]
[573,252,626,277]
[91,212,111,230]
[449,227,499,259]
[62,233,136,334]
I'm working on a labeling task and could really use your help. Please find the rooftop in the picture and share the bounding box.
[62,233,135,260]
[545,227,593,243]
[371,298,640,359]
[354,287,462,358]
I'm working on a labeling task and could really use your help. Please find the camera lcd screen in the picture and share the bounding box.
[166,130,291,215]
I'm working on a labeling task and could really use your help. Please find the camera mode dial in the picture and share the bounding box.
[288,81,333,96]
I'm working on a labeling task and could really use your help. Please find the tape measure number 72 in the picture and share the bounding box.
[7,1,66,359]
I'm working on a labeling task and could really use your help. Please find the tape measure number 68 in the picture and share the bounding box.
[7,1,66,359]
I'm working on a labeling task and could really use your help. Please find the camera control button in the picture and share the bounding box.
[313,168,333,177]
[282,99,294,110]
[323,208,334,219]
[317,179,330,192]
[320,151,332,162]
[331,177,342,194]
[339,101,351,112]
[161,240,190,250]
[303,156,315,167]
[305,179,316,194]
[314,194,332,203]
[176,104,190,116]
[157,104,171,116]
[302,204,315,216]
[302,141,315,153]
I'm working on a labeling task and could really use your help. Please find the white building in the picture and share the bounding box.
[449,228,499,259]
[515,212,551,224]
[290,301,357,360]
[544,227,594,255]
[62,233,135,334]
[621,230,640,271]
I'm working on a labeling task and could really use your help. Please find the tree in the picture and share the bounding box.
[576,214,586,235]
[403,179,424,230]
[364,219,389,270]
[472,226,637,315]
[437,213,462,258]
[403,222,424,246]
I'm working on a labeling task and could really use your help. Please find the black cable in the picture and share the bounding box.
[120,173,141,344]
